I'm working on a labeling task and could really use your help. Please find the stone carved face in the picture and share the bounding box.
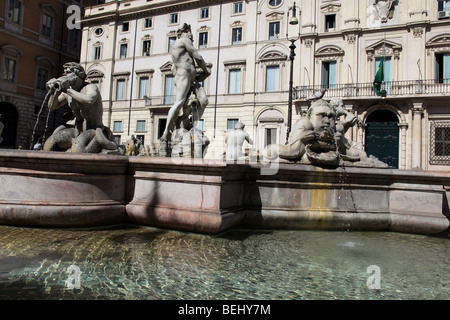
[375,0,394,22]
[309,104,336,133]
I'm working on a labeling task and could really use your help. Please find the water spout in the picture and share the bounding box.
[30,91,52,150]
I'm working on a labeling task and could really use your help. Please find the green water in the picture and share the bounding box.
[0,225,448,300]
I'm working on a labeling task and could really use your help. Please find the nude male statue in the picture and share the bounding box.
[44,62,117,153]
[160,23,210,143]
[47,62,103,133]
[225,122,253,160]
[259,99,338,164]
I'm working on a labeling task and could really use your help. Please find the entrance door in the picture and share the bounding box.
[0,102,18,149]
[365,110,399,168]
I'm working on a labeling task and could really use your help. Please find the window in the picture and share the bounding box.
[200,8,210,19]
[113,121,123,132]
[164,75,175,104]
[430,121,450,165]
[233,2,243,14]
[374,57,392,93]
[120,43,127,59]
[266,66,280,91]
[136,135,145,145]
[94,27,103,36]
[144,17,152,29]
[169,13,178,24]
[7,0,23,24]
[269,22,280,40]
[228,69,241,94]
[116,79,126,100]
[227,119,239,130]
[265,128,277,147]
[139,77,149,99]
[325,14,336,32]
[438,0,450,12]
[158,118,167,139]
[113,135,121,145]
[36,68,49,90]
[168,36,176,52]
[142,40,151,56]
[199,32,208,49]
[322,61,337,89]
[435,53,450,83]
[122,22,129,32]
[195,119,204,131]
[2,57,17,82]
[268,0,282,7]
[41,13,53,37]
[136,120,146,132]
[93,46,101,60]
[232,27,242,45]
[69,29,81,50]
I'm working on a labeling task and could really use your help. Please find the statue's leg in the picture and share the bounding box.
[161,77,191,141]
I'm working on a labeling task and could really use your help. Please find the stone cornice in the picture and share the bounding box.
[81,0,238,26]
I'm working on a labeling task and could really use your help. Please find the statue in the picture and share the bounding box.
[255,98,387,167]
[43,62,119,154]
[225,122,253,160]
[159,23,211,157]
[374,0,394,23]
[125,135,142,156]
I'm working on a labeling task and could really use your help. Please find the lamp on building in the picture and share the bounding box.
[286,2,301,144]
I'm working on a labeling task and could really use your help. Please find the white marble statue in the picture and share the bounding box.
[225,122,253,160]
[43,62,118,153]
[160,23,211,145]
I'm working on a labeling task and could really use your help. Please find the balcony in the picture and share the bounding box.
[294,79,450,101]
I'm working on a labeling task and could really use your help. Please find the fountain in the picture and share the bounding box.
[0,24,448,236]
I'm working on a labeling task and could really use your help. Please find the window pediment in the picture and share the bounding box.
[160,61,173,73]
[315,45,344,62]
[320,3,341,13]
[258,51,287,65]
[87,70,105,78]
[266,11,284,21]
[426,34,450,55]
[1,44,24,57]
[35,56,55,68]
[366,39,402,60]
[40,3,57,15]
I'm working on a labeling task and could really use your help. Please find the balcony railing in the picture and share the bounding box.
[294,79,450,100]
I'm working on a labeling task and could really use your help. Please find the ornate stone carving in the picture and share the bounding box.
[374,0,395,23]
[315,45,345,62]
[426,34,450,55]
[366,39,402,60]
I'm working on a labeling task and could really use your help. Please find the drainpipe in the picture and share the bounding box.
[213,2,222,138]
[108,6,119,129]
[127,17,138,136]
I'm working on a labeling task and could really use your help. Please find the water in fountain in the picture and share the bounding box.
[332,128,357,231]
[30,91,52,150]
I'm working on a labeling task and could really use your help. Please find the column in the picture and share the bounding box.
[412,102,423,168]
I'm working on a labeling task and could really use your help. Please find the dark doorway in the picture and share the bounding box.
[0,102,19,149]
[365,109,399,168]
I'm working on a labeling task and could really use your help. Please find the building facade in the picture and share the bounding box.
[80,0,450,171]
[0,0,98,149]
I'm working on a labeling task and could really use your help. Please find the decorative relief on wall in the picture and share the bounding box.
[366,39,402,60]
[426,34,450,56]
[374,0,395,23]
[315,45,344,63]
